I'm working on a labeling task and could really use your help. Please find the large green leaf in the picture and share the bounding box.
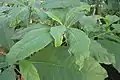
[29,45,106,80]
[43,0,86,8]
[6,27,52,64]
[79,15,98,32]
[81,57,107,80]
[64,4,90,27]
[0,67,16,80]
[45,11,63,25]
[50,26,66,47]
[90,39,115,64]
[29,45,82,80]
[67,28,90,69]
[19,60,40,80]
[11,23,50,40]
[8,6,29,27]
[98,40,120,72]
[65,11,85,27]
[0,16,14,49]
[50,9,68,24]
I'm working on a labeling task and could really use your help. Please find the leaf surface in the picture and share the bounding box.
[43,0,84,8]
[19,60,40,80]
[90,40,115,64]
[0,67,16,80]
[99,40,120,72]
[45,11,63,25]
[65,4,90,27]
[105,15,119,24]
[112,24,120,33]
[81,57,107,80]
[29,45,106,80]
[12,23,50,40]
[6,28,52,64]
[67,28,90,69]
[0,16,14,49]
[50,26,66,47]
[8,6,29,27]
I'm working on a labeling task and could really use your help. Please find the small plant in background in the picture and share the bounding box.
[0,0,120,80]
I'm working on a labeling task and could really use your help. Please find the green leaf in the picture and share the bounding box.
[98,40,120,72]
[50,9,69,24]
[29,45,106,80]
[81,57,107,80]
[43,0,88,9]
[33,8,48,21]
[0,56,7,68]
[0,16,14,49]
[0,67,16,80]
[29,45,82,80]
[19,60,40,80]
[112,24,120,33]
[45,11,63,25]
[6,27,52,64]
[90,39,115,64]
[65,4,90,27]
[67,28,90,69]
[105,15,119,24]
[65,11,85,27]
[105,34,120,44]
[8,6,29,27]
[11,23,50,40]
[79,15,98,32]
[50,26,66,47]
[79,15,97,26]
